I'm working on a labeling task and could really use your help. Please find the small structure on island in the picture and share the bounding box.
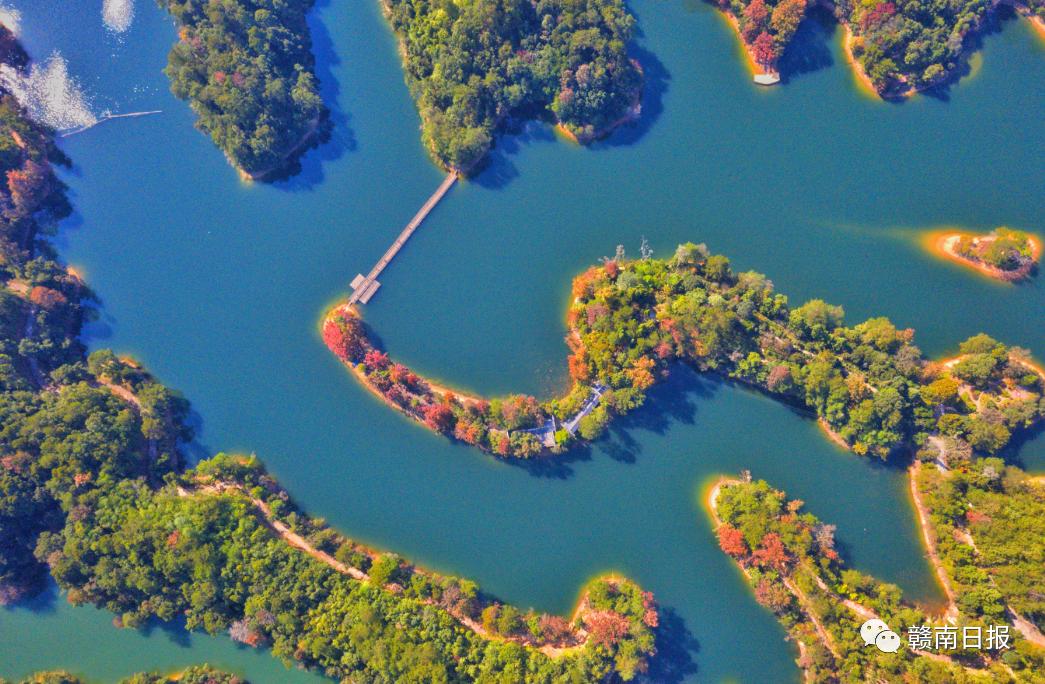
[513,383,609,451]
[562,383,608,435]
[753,73,781,85]
[520,417,559,449]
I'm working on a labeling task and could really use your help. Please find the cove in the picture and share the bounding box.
[1,0,1043,682]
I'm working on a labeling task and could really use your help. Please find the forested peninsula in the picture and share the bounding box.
[713,0,1045,97]
[0,40,659,683]
[324,242,1045,460]
[159,0,329,180]
[383,0,644,171]
[708,474,1045,681]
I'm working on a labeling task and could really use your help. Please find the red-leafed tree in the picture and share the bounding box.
[770,0,807,43]
[753,577,792,613]
[363,349,390,371]
[422,403,455,433]
[568,350,591,382]
[28,285,67,309]
[571,268,600,300]
[603,260,620,279]
[390,363,420,389]
[861,1,896,30]
[584,610,631,647]
[454,420,482,445]
[766,364,792,392]
[717,524,748,558]
[752,532,790,569]
[752,32,778,69]
[537,615,574,643]
[743,0,770,39]
[322,315,367,362]
[6,160,50,219]
[641,591,659,628]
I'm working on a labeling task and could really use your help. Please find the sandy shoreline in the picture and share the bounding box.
[908,461,961,621]
[841,27,885,99]
[717,10,779,80]
[817,418,849,450]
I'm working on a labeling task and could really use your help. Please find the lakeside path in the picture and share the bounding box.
[174,477,602,657]
[908,461,960,621]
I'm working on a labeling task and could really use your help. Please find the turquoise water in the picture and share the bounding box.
[2,0,1043,681]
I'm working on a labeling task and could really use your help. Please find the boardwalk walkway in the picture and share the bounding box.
[349,171,458,304]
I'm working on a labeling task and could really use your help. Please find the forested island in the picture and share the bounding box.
[2,665,245,684]
[932,228,1040,282]
[0,40,659,683]
[708,475,1045,681]
[159,0,329,180]
[324,242,1045,459]
[713,0,1045,97]
[383,0,644,171]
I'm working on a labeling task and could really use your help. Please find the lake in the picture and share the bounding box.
[1,0,1043,681]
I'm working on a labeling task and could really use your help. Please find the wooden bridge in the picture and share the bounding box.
[349,171,459,304]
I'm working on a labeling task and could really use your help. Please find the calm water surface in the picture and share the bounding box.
[1,0,1043,681]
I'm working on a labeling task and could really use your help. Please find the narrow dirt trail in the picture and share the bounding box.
[175,481,592,656]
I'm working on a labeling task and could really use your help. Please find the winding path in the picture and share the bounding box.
[175,479,594,657]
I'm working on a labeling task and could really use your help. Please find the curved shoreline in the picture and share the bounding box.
[841,27,888,99]
[929,230,1041,282]
[716,11,780,83]
[908,461,960,621]
[177,475,623,657]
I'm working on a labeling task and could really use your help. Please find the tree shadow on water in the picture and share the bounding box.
[470,122,558,191]
[593,39,671,150]
[599,367,721,463]
[274,0,357,192]
[511,366,718,478]
[6,577,59,614]
[643,606,701,683]
[777,7,836,84]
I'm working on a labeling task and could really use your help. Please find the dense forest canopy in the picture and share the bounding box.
[385,0,643,170]
[159,0,329,178]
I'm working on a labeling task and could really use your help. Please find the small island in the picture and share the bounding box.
[159,0,329,180]
[933,228,1040,282]
[325,242,1045,460]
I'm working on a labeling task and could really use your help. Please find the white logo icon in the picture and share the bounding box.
[875,630,901,653]
[860,618,889,646]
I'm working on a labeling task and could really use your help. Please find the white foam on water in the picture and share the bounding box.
[0,52,98,130]
[0,4,21,35]
[102,0,134,33]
